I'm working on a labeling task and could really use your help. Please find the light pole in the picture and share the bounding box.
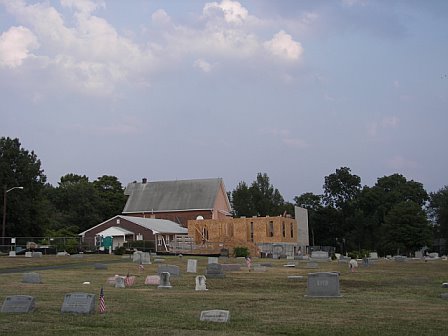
[2,186,24,245]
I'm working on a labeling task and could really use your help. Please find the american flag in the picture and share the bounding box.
[139,263,144,272]
[245,257,252,270]
[98,287,106,314]
[125,273,135,287]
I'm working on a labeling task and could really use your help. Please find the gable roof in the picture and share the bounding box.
[79,215,188,236]
[123,178,227,214]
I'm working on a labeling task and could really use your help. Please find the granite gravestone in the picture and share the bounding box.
[1,295,35,313]
[158,272,172,289]
[22,272,42,284]
[306,272,341,297]
[157,265,180,277]
[208,257,219,264]
[145,275,161,285]
[115,276,125,288]
[94,263,108,270]
[200,310,230,322]
[220,264,241,272]
[195,275,208,291]
[61,293,95,314]
[206,263,225,278]
[187,259,198,273]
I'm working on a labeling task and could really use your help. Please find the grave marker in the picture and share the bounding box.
[187,259,198,273]
[158,272,172,289]
[94,263,108,270]
[306,272,341,297]
[195,275,208,291]
[115,276,125,288]
[22,272,42,284]
[157,264,180,277]
[205,263,225,278]
[200,310,230,323]
[208,257,219,264]
[1,295,35,313]
[61,292,95,314]
[145,275,161,285]
[220,264,241,272]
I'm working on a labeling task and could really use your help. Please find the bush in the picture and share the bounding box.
[233,246,249,258]
[114,246,126,255]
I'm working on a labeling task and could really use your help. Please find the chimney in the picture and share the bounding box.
[142,178,147,184]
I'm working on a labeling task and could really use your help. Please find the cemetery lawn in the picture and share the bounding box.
[0,255,447,336]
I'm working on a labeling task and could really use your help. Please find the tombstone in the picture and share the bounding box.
[394,256,407,262]
[106,276,117,286]
[260,263,273,267]
[311,251,329,261]
[145,275,161,285]
[220,264,241,272]
[195,275,208,291]
[369,252,379,259]
[288,275,304,281]
[56,251,69,256]
[287,255,295,260]
[200,310,230,323]
[70,254,84,258]
[154,258,165,263]
[205,263,225,278]
[8,251,16,257]
[306,272,341,297]
[1,295,36,313]
[415,251,423,259]
[440,293,448,300]
[124,276,136,287]
[141,252,151,264]
[22,272,42,284]
[61,292,95,314]
[442,282,448,289]
[283,263,296,267]
[429,252,439,259]
[157,264,180,277]
[32,252,43,258]
[208,257,219,264]
[306,262,319,269]
[187,259,198,273]
[338,256,351,264]
[94,263,108,270]
[158,272,172,289]
[115,276,125,288]
[25,252,32,258]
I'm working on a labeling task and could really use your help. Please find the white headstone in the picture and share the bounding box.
[200,310,230,322]
[187,259,198,273]
[208,257,219,264]
[195,275,208,291]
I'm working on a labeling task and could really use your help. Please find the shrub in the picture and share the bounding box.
[233,246,249,258]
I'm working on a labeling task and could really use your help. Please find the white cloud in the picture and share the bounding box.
[203,0,249,25]
[367,116,399,137]
[387,155,417,170]
[0,26,39,68]
[60,0,105,15]
[341,0,367,7]
[194,58,214,73]
[152,9,171,26]
[261,128,309,149]
[264,30,303,61]
[382,116,399,128]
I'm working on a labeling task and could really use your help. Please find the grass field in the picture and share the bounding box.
[0,254,447,336]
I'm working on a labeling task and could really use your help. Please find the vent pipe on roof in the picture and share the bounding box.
[142,178,147,184]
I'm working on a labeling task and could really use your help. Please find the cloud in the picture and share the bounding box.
[151,9,171,26]
[264,30,303,61]
[261,128,309,149]
[0,26,39,68]
[387,155,417,170]
[194,58,214,73]
[203,0,249,25]
[367,116,399,137]
[60,0,105,15]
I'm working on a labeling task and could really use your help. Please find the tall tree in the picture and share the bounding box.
[0,137,47,237]
[428,186,448,254]
[323,167,361,209]
[93,175,127,220]
[230,181,256,217]
[249,173,285,216]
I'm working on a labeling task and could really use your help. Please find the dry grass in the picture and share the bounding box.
[0,255,447,335]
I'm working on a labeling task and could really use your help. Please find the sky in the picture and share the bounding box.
[1,0,447,202]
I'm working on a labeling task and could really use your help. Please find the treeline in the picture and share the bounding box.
[230,169,448,256]
[1,137,447,255]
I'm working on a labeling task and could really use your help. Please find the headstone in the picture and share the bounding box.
[106,276,117,286]
[154,258,165,263]
[440,293,448,300]
[1,295,35,313]
[220,264,241,272]
[25,252,32,258]
[145,275,161,285]
[195,275,208,291]
[32,252,43,258]
[187,259,198,273]
[288,275,304,281]
[124,276,136,287]
[394,256,407,262]
[287,256,295,260]
[61,292,95,314]
[133,251,143,262]
[115,276,125,288]
[208,257,219,264]
[260,263,273,267]
[415,251,423,259]
[205,263,225,278]
[442,282,448,288]
[200,310,230,323]
[338,256,351,264]
[56,252,69,256]
[8,251,16,257]
[157,264,180,277]
[70,254,84,258]
[158,272,172,289]
[311,251,329,260]
[22,273,42,284]
[94,263,108,270]
[283,263,296,267]
[141,252,151,264]
[306,262,319,269]
[306,272,341,297]
[369,252,379,259]
[429,252,439,259]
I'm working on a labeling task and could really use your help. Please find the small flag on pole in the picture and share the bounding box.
[245,256,252,271]
[139,263,144,272]
[125,273,135,287]
[98,287,106,314]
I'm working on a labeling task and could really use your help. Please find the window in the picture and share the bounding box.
[157,236,163,246]
[268,221,274,237]
[282,222,286,238]
[290,223,294,238]
[250,222,254,242]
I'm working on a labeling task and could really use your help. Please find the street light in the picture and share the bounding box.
[2,186,24,245]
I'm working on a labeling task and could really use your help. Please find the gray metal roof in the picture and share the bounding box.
[123,178,224,213]
[120,216,188,234]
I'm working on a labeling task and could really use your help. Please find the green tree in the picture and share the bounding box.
[230,181,256,217]
[0,137,47,237]
[93,175,127,220]
[323,167,361,209]
[249,173,285,216]
[381,201,432,255]
[428,186,448,253]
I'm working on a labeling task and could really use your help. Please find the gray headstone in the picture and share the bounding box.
[200,309,230,322]
[369,252,378,259]
[158,272,172,289]
[32,252,43,258]
[306,262,319,269]
[440,293,448,300]
[206,263,225,278]
[94,263,108,270]
[22,272,42,284]
[157,264,180,277]
[115,276,125,288]
[208,257,219,264]
[56,252,69,256]
[187,259,198,273]
[8,251,16,257]
[195,275,208,291]
[394,256,407,262]
[311,251,329,260]
[25,252,32,258]
[154,258,165,263]
[61,293,96,314]
[1,295,35,313]
[306,272,341,297]
[220,264,241,272]
[288,275,304,281]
